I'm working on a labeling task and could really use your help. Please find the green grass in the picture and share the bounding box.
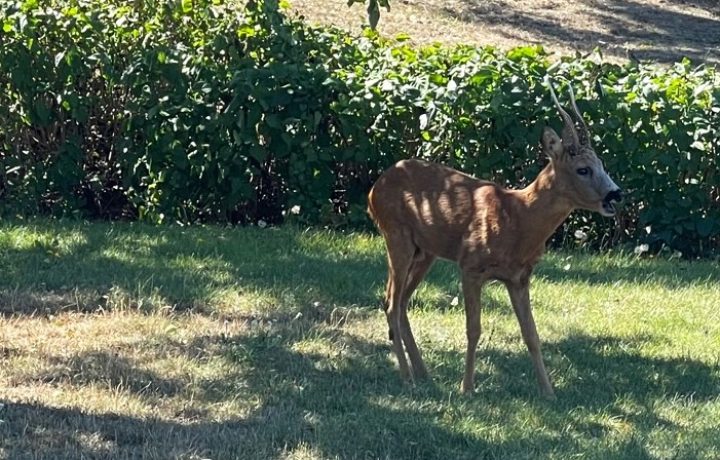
[1,219,719,459]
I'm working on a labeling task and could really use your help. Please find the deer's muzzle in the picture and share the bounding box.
[601,189,623,216]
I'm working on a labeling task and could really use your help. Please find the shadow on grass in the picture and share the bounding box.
[495,335,718,404]
[441,0,720,64]
[0,221,390,316]
[4,317,718,459]
[22,351,185,400]
[0,220,715,318]
[0,324,508,459]
[3,222,718,457]
[534,251,718,287]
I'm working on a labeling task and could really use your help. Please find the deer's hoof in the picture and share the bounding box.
[460,381,474,395]
[412,366,429,381]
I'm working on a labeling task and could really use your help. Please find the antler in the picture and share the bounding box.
[545,76,580,152]
[567,85,591,146]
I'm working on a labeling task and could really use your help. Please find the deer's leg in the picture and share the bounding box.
[384,234,415,380]
[505,278,555,399]
[461,273,483,394]
[382,272,393,340]
[385,252,435,344]
[398,251,436,380]
[384,279,391,310]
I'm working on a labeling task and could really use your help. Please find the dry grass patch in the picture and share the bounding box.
[291,0,720,64]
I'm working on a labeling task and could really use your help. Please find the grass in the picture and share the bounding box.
[1,218,719,459]
[290,0,720,65]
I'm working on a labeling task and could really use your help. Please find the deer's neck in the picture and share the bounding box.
[513,164,574,255]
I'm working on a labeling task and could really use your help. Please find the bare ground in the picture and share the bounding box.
[291,0,720,64]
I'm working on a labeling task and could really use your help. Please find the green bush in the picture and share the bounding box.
[1,0,718,255]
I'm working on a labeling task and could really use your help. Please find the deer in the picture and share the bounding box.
[367,80,622,399]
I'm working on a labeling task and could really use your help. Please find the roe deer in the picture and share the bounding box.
[367,81,622,399]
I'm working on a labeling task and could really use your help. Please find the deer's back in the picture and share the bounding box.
[368,159,507,262]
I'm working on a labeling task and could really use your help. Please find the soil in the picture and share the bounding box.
[291,0,720,65]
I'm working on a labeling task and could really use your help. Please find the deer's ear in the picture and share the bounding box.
[542,126,563,160]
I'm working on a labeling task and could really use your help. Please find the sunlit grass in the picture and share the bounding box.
[1,219,719,459]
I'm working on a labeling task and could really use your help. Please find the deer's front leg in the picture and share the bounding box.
[461,273,483,394]
[505,278,555,399]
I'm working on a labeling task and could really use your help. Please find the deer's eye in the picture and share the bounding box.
[576,167,591,176]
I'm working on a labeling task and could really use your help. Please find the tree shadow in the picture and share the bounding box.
[16,351,185,400]
[425,330,720,404]
[0,221,394,317]
[0,221,715,319]
[3,317,718,458]
[510,334,718,404]
[441,0,720,64]
[534,251,718,287]
[0,322,524,459]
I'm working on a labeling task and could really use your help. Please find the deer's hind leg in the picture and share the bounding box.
[398,250,435,379]
[382,274,392,339]
[382,231,415,380]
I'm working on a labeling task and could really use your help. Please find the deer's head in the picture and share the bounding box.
[542,80,622,217]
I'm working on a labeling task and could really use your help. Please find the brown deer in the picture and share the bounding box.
[367,81,622,399]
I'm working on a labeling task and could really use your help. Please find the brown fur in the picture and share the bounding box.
[369,123,621,399]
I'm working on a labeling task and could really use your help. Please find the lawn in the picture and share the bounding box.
[1,219,719,459]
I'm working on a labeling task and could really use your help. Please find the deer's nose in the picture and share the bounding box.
[605,189,623,203]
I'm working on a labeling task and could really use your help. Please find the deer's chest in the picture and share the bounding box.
[458,245,542,284]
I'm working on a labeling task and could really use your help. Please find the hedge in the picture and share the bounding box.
[1,0,718,255]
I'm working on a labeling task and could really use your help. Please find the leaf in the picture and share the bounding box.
[249,146,267,163]
[696,219,716,238]
[490,93,503,110]
[33,101,51,125]
[367,0,380,30]
[690,140,706,151]
[506,45,541,61]
[265,114,282,129]
[380,79,394,92]
[419,113,428,129]
[54,51,66,68]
